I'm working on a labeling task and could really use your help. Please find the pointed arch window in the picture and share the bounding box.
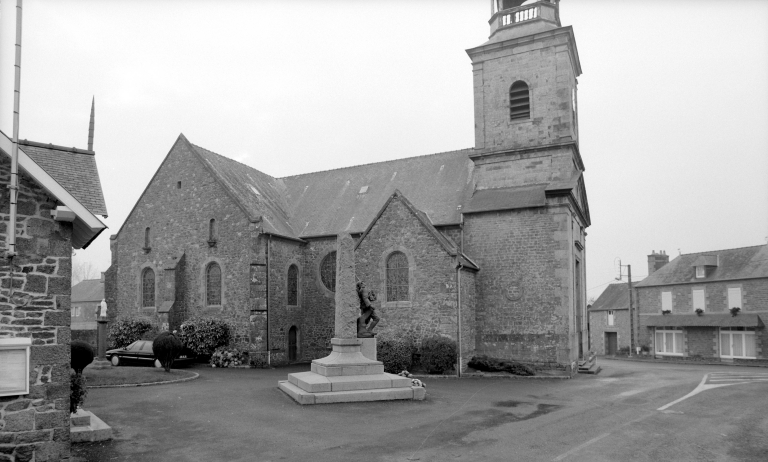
[287,264,299,306]
[386,252,409,302]
[206,262,222,306]
[141,268,155,307]
[509,80,530,120]
[320,252,336,292]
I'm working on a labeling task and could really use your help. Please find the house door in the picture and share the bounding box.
[288,326,298,361]
[605,332,617,356]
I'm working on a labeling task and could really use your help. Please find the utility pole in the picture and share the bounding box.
[616,260,635,356]
[627,265,635,356]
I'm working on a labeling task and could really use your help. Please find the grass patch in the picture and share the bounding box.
[83,366,197,387]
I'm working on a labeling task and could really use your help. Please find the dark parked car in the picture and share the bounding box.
[105,340,196,368]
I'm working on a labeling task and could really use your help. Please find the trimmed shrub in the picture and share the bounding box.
[109,317,157,349]
[178,317,232,356]
[153,332,183,372]
[467,355,535,376]
[420,335,457,374]
[71,340,95,374]
[377,331,416,374]
[70,371,87,414]
[211,346,249,368]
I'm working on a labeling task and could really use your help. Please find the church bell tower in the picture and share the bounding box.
[466,0,584,190]
[462,1,590,370]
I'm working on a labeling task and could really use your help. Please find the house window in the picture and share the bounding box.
[509,81,530,120]
[206,262,222,306]
[177,181,182,189]
[386,252,409,302]
[661,291,672,312]
[287,264,298,306]
[141,268,155,307]
[320,252,336,292]
[655,327,683,355]
[692,288,705,312]
[695,266,705,278]
[720,327,756,359]
[607,310,615,327]
[728,287,742,311]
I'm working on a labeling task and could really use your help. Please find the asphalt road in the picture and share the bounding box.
[73,359,768,462]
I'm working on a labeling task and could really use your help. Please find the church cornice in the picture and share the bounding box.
[469,140,585,172]
[466,25,582,78]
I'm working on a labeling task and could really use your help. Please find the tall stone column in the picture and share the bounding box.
[334,233,358,339]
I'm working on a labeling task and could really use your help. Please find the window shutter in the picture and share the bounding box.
[661,292,672,311]
[692,289,705,311]
[728,287,742,310]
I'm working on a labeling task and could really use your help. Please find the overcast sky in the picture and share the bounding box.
[1,0,767,301]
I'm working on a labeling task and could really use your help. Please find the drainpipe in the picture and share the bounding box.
[456,262,463,378]
[266,233,271,366]
[7,0,23,260]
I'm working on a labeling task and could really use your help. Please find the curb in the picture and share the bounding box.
[410,373,572,380]
[598,356,768,368]
[89,371,200,388]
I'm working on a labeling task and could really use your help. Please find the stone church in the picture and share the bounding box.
[106,0,590,372]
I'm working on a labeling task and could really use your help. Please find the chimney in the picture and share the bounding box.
[648,250,669,275]
[100,272,105,283]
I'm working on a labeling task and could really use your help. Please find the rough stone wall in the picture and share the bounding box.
[0,157,72,462]
[355,198,465,356]
[588,309,630,355]
[463,205,574,369]
[471,31,578,152]
[264,236,304,364]
[686,327,718,358]
[458,268,477,371]
[110,140,255,348]
[295,237,336,361]
[637,279,768,315]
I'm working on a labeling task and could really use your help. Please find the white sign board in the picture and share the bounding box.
[0,337,31,396]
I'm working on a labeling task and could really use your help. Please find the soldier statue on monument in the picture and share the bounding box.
[356,281,379,338]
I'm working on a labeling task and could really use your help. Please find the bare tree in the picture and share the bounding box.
[72,259,99,286]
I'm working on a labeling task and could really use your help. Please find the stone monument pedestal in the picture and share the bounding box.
[279,338,425,405]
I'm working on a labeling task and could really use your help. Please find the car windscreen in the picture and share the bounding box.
[126,341,140,351]
[140,342,154,353]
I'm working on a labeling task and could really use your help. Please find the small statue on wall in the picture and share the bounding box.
[356,281,380,338]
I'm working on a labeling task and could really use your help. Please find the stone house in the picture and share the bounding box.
[588,283,633,356]
[107,0,591,372]
[636,245,768,363]
[70,277,105,346]
[1,133,107,461]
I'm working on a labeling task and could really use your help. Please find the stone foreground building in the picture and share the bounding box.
[637,245,768,363]
[1,131,107,461]
[107,0,590,372]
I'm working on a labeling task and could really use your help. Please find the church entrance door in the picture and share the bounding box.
[288,326,298,361]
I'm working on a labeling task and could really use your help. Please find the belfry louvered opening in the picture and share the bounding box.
[509,81,530,120]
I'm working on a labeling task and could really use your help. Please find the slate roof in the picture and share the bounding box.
[635,245,768,288]
[71,278,104,303]
[177,136,587,243]
[280,149,475,237]
[589,283,630,312]
[189,142,298,239]
[464,184,547,214]
[19,140,108,217]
